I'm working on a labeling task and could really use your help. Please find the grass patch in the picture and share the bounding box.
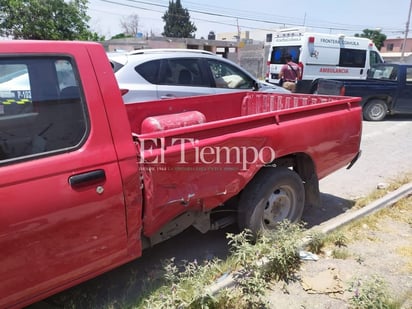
[353,174,411,210]
[135,179,411,308]
[305,230,327,254]
[331,248,350,259]
[133,221,304,309]
[348,275,402,309]
[326,193,412,244]
[396,245,412,273]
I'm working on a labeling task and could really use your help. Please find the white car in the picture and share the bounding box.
[108,49,289,103]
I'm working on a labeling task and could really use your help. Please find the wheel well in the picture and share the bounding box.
[362,96,392,109]
[273,153,320,208]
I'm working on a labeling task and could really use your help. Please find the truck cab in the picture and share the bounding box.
[318,63,412,120]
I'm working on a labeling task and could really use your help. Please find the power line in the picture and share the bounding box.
[94,0,405,34]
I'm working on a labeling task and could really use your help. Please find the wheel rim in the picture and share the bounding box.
[370,104,384,119]
[262,185,296,229]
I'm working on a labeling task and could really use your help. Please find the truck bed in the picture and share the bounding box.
[125,92,362,236]
[126,91,359,135]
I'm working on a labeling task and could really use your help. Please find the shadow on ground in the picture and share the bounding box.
[27,193,355,309]
[303,193,356,228]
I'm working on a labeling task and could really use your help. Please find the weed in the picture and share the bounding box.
[332,231,348,247]
[348,275,400,309]
[355,254,364,265]
[331,248,350,259]
[137,221,303,308]
[305,230,326,254]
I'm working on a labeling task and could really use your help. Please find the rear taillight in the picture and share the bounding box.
[298,62,304,80]
[120,89,129,96]
[266,60,271,79]
[308,36,315,43]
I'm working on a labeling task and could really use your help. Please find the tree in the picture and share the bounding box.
[120,14,140,37]
[355,29,387,51]
[0,0,103,41]
[111,33,134,39]
[162,0,196,38]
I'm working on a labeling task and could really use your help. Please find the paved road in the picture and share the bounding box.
[29,115,412,309]
[320,114,412,199]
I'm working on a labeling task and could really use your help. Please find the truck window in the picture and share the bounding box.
[270,46,300,64]
[0,57,87,163]
[339,48,366,68]
[368,64,398,80]
[406,67,412,83]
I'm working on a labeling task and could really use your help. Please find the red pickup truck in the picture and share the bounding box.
[0,41,362,308]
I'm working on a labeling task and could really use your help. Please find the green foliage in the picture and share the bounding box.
[142,258,221,308]
[306,230,326,254]
[110,33,134,39]
[0,0,104,40]
[162,0,197,38]
[139,221,303,309]
[330,230,348,248]
[331,248,350,259]
[228,221,303,282]
[348,275,400,309]
[355,29,387,51]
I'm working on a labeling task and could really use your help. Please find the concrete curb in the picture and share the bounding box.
[314,182,412,234]
[206,182,412,295]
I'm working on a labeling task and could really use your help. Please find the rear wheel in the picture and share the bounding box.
[238,167,305,235]
[363,100,387,121]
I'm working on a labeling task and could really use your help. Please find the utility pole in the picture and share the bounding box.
[236,18,241,64]
[401,0,412,62]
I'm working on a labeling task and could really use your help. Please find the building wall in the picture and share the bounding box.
[381,38,412,53]
[102,36,267,79]
[102,37,236,53]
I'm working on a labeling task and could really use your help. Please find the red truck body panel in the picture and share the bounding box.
[0,41,361,308]
[0,41,143,308]
[126,92,361,236]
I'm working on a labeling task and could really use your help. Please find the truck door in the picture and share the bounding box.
[0,54,129,307]
[393,66,412,113]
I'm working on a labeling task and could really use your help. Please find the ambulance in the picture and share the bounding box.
[266,29,384,93]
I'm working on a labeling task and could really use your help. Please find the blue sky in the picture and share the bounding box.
[88,0,411,39]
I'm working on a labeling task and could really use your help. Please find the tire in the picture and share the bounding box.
[363,100,387,121]
[238,167,305,235]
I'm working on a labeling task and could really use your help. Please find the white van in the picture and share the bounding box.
[266,30,384,93]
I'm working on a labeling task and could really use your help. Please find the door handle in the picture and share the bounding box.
[69,169,106,188]
[160,94,176,99]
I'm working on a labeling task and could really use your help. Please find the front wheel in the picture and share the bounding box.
[363,100,387,121]
[238,167,305,235]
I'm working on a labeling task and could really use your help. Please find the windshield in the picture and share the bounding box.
[270,46,301,64]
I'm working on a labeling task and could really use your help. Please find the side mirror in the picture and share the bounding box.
[253,80,260,91]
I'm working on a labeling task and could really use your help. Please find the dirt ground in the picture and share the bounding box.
[265,199,412,309]
[28,193,411,309]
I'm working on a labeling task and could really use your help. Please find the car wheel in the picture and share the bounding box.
[238,167,305,235]
[363,100,387,121]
